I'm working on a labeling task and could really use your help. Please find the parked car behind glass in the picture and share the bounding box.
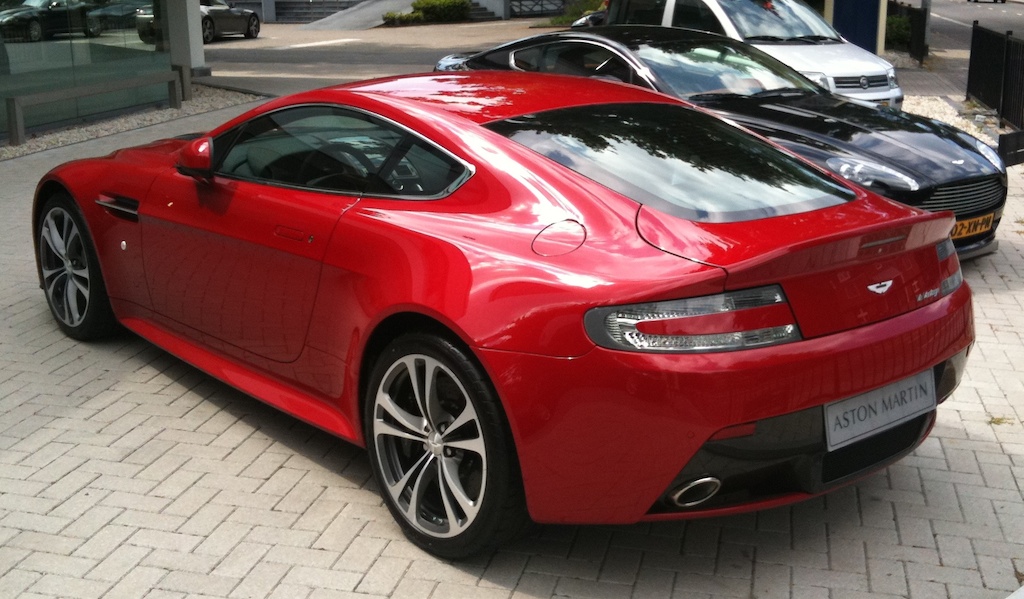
[136,0,258,45]
[602,0,903,107]
[0,0,101,42]
[88,0,146,31]
[436,26,1006,259]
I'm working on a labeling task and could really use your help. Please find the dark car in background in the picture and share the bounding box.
[87,0,145,31]
[437,26,1008,259]
[137,0,258,44]
[0,0,101,42]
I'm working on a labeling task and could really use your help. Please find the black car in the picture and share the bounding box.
[0,0,101,42]
[136,0,258,45]
[87,0,146,31]
[437,26,1007,259]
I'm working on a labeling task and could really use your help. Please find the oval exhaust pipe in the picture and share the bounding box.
[670,476,721,508]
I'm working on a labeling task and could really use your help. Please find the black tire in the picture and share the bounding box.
[84,16,102,38]
[36,193,118,341]
[201,17,215,44]
[364,333,530,559]
[27,20,42,42]
[244,14,260,39]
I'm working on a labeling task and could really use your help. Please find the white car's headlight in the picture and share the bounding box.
[887,68,899,90]
[825,156,920,192]
[802,71,830,90]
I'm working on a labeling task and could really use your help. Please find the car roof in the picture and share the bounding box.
[325,70,686,124]
[561,24,733,48]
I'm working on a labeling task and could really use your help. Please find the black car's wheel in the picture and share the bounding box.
[201,17,215,43]
[37,193,117,340]
[244,14,259,39]
[84,16,102,37]
[27,20,43,42]
[364,333,529,559]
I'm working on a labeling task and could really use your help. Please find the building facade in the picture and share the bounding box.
[1,0,204,143]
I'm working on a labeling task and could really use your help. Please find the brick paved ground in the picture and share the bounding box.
[2,99,1023,599]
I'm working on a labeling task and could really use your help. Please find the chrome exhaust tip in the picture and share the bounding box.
[669,476,721,508]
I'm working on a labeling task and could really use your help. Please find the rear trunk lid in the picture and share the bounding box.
[637,194,958,339]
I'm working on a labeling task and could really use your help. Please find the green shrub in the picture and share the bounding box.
[548,0,604,26]
[382,10,426,26]
[411,0,471,22]
[886,15,911,50]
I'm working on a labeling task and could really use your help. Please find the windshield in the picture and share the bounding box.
[486,103,853,223]
[719,0,840,41]
[636,40,819,98]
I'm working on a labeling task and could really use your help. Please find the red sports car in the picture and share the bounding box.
[33,72,974,559]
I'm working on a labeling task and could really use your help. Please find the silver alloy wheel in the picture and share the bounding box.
[371,353,487,539]
[245,15,259,38]
[39,206,91,328]
[201,18,214,43]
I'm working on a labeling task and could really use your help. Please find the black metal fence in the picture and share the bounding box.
[967,22,1024,132]
[510,0,565,17]
[886,1,928,64]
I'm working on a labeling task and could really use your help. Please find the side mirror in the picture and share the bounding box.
[176,137,214,180]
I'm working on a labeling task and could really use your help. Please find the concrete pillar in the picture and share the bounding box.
[167,0,208,100]
[263,0,277,22]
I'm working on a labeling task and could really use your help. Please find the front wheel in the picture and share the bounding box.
[201,17,215,43]
[84,16,102,37]
[364,333,529,559]
[244,14,260,38]
[36,193,117,340]
[27,20,43,42]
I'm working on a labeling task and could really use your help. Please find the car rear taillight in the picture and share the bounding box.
[584,285,802,353]
[937,238,963,298]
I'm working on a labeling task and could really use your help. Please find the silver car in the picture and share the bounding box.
[604,0,903,107]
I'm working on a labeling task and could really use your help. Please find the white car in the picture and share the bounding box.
[604,0,903,107]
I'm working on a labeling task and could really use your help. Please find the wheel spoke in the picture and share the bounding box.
[376,385,428,439]
[42,215,67,258]
[439,455,479,529]
[374,418,425,444]
[65,275,83,324]
[404,453,438,523]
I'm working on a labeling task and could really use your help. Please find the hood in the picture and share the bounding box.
[704,93,1000,187]
[753,41,892,78]
[636,192,959,339]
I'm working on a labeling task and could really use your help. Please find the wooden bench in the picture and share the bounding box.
[4,70,182,146]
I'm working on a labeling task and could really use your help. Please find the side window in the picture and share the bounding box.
[617,0,668,24]
[522,43,633,83]
[510,46,543,71]
[214,105,467,197]
[671,0,726,34]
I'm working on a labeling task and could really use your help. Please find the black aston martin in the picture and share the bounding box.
[436,26,1007,259]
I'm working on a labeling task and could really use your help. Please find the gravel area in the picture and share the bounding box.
[0,83,995,163]
[0,84,264,162]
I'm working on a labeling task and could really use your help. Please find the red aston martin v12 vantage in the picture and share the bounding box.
[33,72,973,558]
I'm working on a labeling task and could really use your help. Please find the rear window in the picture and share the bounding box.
[485,103,854,223]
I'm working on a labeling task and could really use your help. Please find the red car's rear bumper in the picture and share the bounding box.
[479,283,974,524]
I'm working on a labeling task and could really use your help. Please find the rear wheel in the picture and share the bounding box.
[201,17,215,43]
[364,333,529,559]
[37,193,117,340]
[244,14,260,38]
[84,16,102,37]
[27,20,42,42]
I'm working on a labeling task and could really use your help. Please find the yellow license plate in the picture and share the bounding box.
[952,213,995,240]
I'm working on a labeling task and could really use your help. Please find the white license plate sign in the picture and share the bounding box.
[824,371,936,451]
